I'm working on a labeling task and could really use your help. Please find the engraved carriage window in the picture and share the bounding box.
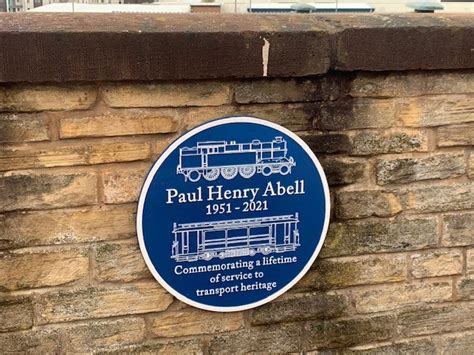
[249,226,270,237]
[228,228,247,238]
[206,230,225,241]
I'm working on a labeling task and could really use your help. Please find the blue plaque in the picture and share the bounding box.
[137,116,330,311]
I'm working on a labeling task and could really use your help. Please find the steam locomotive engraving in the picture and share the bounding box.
[171,214,300,262]
[177,137,295,182]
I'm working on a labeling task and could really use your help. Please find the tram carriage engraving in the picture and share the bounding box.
[177,137,296,182]
[171,214,300,262]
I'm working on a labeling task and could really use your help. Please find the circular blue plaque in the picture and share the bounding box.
[137,116,330,311]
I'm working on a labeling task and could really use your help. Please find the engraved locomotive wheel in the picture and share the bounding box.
[202,252,214,261]
[239,166,256,178]
[279,164,291,175]
[221,167,238,180]
[204,168,220,181]
[187,170,201,182]
[261,165,273,177]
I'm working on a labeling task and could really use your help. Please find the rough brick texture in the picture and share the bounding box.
[300,254,407,290]
[103,82,232,108]
[0,246,89,291]
[0,141,151,171]
[102,165,149,204]
[59,109,179,138]
[0,85,97,112]
[0,113,50,143]
[411,249,463,278]
[93,240,150,282]
[0,206,136,250]
[442,213,474,247]
[0,16,473,353]
[376,153,465,185]
[149,309,244,337]
[438,123,474,147]
[0,296,34,332]
[35,282,173,324]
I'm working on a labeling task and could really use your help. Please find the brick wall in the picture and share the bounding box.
[0,14,473,354]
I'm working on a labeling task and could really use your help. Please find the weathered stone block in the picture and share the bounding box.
[467,248,474,274]
[305,314,396,350]
[398,302,474,337]
[437,330,474,354]
[153,135,175,157]
[182,103,316,132]
[0,171,97,212]
[240,103,316,132]
[149,309,243,337]
[301,254,406,290]
[438,123,474,147]
[62,318,146,353]
[351,71,474,98]
[350,129,428,156]
[376,153,465,185]
[0,85,97,112]
[0,113,49,143]
[0,141,151,171]
[456,276,474,301]
[314,99,396,131]
[398,95,474,127]
[59,109,179,138]
[94,240,150,282]
[442,213,474,247]
[0,246,88,291]
[250,292,350,325]
[97,339,204,354]
[102,82,232,108]
[347,280,452,314]
[0,317,145,353]
[102,165,148,204]
[411,249,463,278]
[335,190,402,219]
[180,105,237,129]
[235,77,338,104]
[469,154,474,179]
[302,133,352,154]
[404,183,474,213]
[208,322,305,354]
[345,338,436,354]
[0,296,33,332]
[0,325,62,353]
[35,282,173,324]
[0,206,136,250]
[319,157,367,186]
[321,217,438,258]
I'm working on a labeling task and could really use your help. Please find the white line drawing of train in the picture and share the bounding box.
[171,214,300,262]
[176,137,296,182]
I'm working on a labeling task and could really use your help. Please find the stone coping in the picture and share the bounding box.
[0,13,473,82]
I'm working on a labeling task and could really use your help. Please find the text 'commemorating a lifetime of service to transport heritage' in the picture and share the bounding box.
[137,116,330,312]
